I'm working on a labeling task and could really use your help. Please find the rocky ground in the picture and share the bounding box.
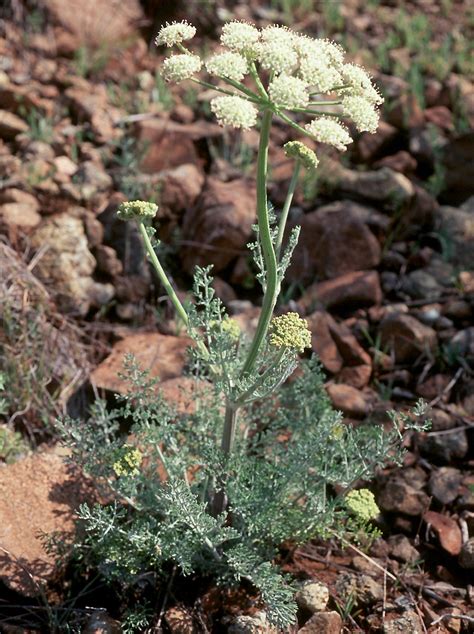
[0,0,473,632]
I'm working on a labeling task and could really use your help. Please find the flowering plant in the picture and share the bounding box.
[58,21,426,630]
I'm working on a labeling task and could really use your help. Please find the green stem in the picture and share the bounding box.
[211,401,238,515]
[277,110,311,138]
[249,61,268,99]
[236,349,286,406]
[138,222,190,327]
[219,76,262,103]
[240,109,277,376]
[275,160,301,260]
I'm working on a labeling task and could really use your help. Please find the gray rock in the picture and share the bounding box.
[378,475,429,516]
[419,409,469,462]
[401,270,442,300]
[335,573,384,605]
[296,581,329,613]
[31,213,114,315]
[228,611,275,634]
[383,611,424,634]
[387,535,420,564]
[435,205,474,270]
[428,467,462,505]
[459,538,474,569]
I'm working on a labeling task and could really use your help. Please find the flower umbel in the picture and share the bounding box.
[210,95,258,129]
[205,51,249,82]
[162,54,202,82]
[268,75,309,109]
[155,20,196,47]
[305,117,353,151]
[342,95,379,133]
[269,312,312,353]
[220,21,260,56]
[117,200,158,221]
[345,489,380,521]
[284,141,319,170]
[113,446,143,477]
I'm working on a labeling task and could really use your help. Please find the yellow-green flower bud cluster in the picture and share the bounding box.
[345,489,380,521]
[284,141,318,170]
[117,200,158,221]
[269,312,311,353]
[113,446,143,477]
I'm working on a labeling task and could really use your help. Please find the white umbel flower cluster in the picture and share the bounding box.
[162,54,202,83]
[342,64,384,105]
[220,21,260,56]
[205,51,249,82]
[259,40,298,75]
[305,118,353,151]
[155,21,196,47]
[155,20,384,140]
[268,75,309,109]
[342,96,379,132]
[210,95,258,130]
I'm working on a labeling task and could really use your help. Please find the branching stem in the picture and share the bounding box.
[276,160,300,260]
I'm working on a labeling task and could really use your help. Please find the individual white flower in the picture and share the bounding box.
[342,63,384,105]
[155,21,196,47]
[269,75,309,109]
[210,95,258,129]
[342,95,379,132]
[205,51,248,82]
[299,54,342,93]
[258,40,298,75]
[162,54,202,82]
[220,21,260,56]
[305,117,353,151]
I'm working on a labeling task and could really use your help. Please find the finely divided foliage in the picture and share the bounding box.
[58,21,427,630]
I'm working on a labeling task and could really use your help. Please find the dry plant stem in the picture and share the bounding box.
[241,108,277,376]
[275,160,301,260]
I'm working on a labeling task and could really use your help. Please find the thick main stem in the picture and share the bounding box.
[241,109,277,376]
[212,401,238,515]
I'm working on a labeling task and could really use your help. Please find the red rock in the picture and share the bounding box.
[385,93,425,129]
[423,511,462,556]
[374,150,417,174]
[0,109,28,140]
[0,188,39,209]
[298,611,342,633]
[306,311,343,374]
[65,84,121,143]
[181,177,256,273]
[160,163,205,210]
[0,451,92,595]
[299,271,382,313]
[160,377,209,415]
[134,119,221,174]
[425,106,454,132]
[338,364,372,389]
[0,202,41,235]
[326,383,368,418]
[90,333,190,394]
[379,313,437,363]
[288,201,381,283]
